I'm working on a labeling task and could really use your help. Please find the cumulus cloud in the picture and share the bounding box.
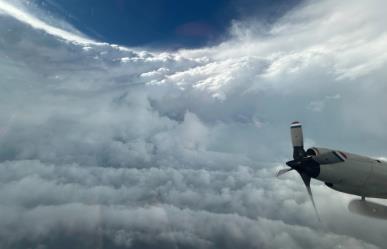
[1,0,387,248]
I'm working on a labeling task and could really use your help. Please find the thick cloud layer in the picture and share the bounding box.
[1,0,387,248]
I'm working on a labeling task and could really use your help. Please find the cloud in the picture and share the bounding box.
[0,160,383,249]
[0,0,100,45]
[1,0,387,248]
[308,94,341,112]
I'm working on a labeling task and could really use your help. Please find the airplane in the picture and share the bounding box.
[277,121,387,217]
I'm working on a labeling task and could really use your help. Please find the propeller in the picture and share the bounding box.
[300,172,321,221]
[276,168,293,177]
[277,121,321,221]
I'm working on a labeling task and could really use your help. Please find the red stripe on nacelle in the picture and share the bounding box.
[339,151,348,159]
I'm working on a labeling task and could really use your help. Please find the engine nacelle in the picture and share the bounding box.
[306,147,347,165]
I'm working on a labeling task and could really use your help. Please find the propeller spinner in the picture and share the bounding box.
[277,121,321,221]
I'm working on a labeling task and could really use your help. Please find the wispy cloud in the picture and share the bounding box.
[0,0,98,45]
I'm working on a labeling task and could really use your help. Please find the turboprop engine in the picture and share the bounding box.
[276,121,348,220]
[277,121,387,219]
[306,147,347,165]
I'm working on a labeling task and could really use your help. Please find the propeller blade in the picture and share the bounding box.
[290,121,305,160]
[276,168,293,177]
[300,172,321,222]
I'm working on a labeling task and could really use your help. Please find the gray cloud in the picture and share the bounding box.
[1,0,387,248]
[0,160,383,249]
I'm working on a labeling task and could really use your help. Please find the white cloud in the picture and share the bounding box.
[0,0,99,45]
[1,0,387,248]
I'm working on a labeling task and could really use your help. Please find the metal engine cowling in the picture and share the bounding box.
[306,147,346,165]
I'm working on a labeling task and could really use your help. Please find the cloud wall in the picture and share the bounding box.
[1,0,387,248]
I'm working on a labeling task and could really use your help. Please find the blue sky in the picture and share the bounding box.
[37,0,300,48]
